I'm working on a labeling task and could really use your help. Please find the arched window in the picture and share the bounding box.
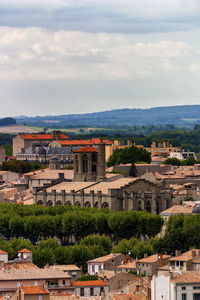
[138,200,142,211]
[146,201,151,213]
[92,164,96,173]
[82,155,88,173]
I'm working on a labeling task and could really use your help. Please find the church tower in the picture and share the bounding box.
[73,143,106,182]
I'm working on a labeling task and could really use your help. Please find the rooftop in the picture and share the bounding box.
[58,138,112,146]
[19,133,69,140]
[87,253,123,263]
[72,280,108,287]
[50,265,81,271]
[170,249,200,262]
[160,205,194,216]
[171,271,200,284]
[18,249,32,253]
[22,286,49,295]
[138,254,170,264]
[74,146,97,153]
[116,261,136,269]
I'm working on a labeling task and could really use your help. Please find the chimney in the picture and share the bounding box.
[175,250,181,257]
[160,254,163,266]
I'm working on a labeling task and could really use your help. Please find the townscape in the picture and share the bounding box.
[0,130,199,299]
[1,0,200,299]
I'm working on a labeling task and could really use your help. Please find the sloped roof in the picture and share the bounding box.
[74,146,97,153]
[160,205,194,216]
[18,249,32,253]
[19,133,69,140]
[22,286,49,294]
[72,280,108,287]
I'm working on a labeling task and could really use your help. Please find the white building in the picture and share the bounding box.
[151,271,200,300]
[170,151,196,160]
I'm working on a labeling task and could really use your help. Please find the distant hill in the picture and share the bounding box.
[0,117,16,127]
[15,105,200,128]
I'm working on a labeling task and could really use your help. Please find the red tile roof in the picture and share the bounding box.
[18,249,32,253]
[22,286,49,295]
[19,133,69,140]
[0,250,8,255]
[74,146,97,153]
[72,280,108,287]
[59,138,112,146]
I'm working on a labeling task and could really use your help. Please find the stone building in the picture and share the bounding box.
[0,146,5,164]
[33,177,173,213]
[13,132,69,157]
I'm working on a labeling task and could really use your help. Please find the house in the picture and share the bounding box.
[169,249,200,272]
[51,265,82,280]
[116,261,136,273]
[13,132,69,156]
[72,280,109,297]
[151,271,200,300]
[87,254,126,275]
[136,254,171,277]
[13,285,50,300]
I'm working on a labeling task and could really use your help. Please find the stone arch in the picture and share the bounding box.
[94,202,98,208]
[65,201,72,206]
[75,201,81,207]
[84,201,91,208]
[56,201,62,205]
[138,200,142,211]
[146,200,151,213]
[102,202,109,209]
[47,200,53,206]
[37,200,43,205]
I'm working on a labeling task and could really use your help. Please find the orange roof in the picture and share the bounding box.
[74,146,97,153]
[19,133,69,140]
[138,254,170,264]
[22,286,49,295]
[59,138,112,146]
[170,249,200,262]
[160,205,194,216]
[18,249,32,253]
[171,271,200,284]
[0,250,8,255]
[72,280,108,287]
[3,262,38,270]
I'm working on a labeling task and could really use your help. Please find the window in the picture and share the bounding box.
[90,288,94,296]
[99,265,102,271]
[82,155,88,173]
[193,294,200,300]
[100,287,104,295]
[194,287,200,290]
[80,288,84,296]
[182,287,186,290]
[72,272,77,278]
[92,265,95,273]
[182,294,186,300]
[63,280,66,286]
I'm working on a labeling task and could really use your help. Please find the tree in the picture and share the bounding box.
[163,157,182,166]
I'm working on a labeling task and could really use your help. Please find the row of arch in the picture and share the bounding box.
[37,200,109,209]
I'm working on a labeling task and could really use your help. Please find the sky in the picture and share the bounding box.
[0,0,200,116]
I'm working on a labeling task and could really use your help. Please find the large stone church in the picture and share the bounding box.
[33,143,173,214]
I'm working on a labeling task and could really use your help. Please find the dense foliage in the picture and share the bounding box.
[163,157,200,166]
[0,160,45,173]
[107,145,151,167]
[0,204,163,244]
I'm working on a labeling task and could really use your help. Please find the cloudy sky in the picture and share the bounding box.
[0,0,200,116]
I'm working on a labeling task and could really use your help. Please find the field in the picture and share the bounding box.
[0,125,40,134]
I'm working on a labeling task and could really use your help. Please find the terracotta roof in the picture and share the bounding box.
[74,146,97,153]
[138,254,170,264]
[87,253,123,263]
[50,265,81,271]
[171,271,200,284]
[28,169,74,180]
[3,262,38,270]
[59,138,112,146]
[116,261,136,269]
[0,250,8,255]
[170,249,200,262]
[19,133,69,140]
[160,205,194,216]
[72,280,108,287]
[18,249,32,253]
[22,286,49,294]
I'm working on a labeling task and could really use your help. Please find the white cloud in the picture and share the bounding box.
[0,27,198,81]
